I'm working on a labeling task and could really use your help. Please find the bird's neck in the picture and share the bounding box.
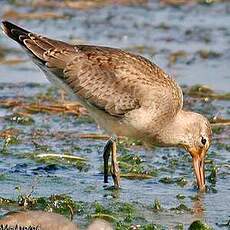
[155,110,191,147]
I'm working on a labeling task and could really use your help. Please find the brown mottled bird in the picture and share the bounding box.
[1,21,212,191]
[0,210,113,230]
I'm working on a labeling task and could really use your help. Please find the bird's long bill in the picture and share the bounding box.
[192,157,205,191]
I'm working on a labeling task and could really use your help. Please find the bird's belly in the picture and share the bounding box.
[41,70,149,139]
[87,107,137,138]
[40,66,136,138]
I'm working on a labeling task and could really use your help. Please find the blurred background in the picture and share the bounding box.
[0,1,229,229]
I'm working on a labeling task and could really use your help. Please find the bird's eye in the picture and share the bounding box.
[201,136,206,145]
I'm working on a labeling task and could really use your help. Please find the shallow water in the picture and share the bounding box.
[0,1,230,229]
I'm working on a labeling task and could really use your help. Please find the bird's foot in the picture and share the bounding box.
[103,139,113,183]
[111,141,121,189]
[110,163,120,189]
[103,139,121,189]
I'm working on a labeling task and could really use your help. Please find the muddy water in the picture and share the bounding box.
[0,1,229,229]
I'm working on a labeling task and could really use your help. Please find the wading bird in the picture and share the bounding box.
[1,21,212,191]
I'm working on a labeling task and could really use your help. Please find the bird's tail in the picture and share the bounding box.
[1,20,76,68]
[1,21,30,46]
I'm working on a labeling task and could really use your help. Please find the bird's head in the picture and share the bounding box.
[181,112,212,191]
[149,110,212,191]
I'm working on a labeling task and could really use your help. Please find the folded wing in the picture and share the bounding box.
[1,21,182,119]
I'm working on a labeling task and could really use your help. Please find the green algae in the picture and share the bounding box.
[16,193,78,219]
[152,199,163,212]
[32,142,50,152]
[121,173,153,180]
[170,204,192,213]
[0,189,58,213]
[118,153,158,179]
[159,177,188,187]
[215,143,230,151]
[41,194,77,218]
[207,165,218,184]
[30,152,90,172]
[198,50,222,59]
[175,223,184,230]
[176,194,186,200]
[187,85,230,100]
[212,126,224,134]
[0,135,20,154]
[5,113,34,125]
[189,220,213,230]
[91,213,118,222]
[137,224,164,230]
[91,201,137,224]
[93,202,112,215]
[0,197,16,206]
[168,50,188,65]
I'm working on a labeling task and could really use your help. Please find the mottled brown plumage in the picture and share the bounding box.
[0,211,113,230]
[1,21,212,190]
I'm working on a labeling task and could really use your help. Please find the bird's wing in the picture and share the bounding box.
[1,21,183,118]
[63,45,183,118]
[63,50,141,115]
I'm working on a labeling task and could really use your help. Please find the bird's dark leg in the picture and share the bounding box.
[103,139,113,183]
[110,140,120,189]
[103,138,121,188]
